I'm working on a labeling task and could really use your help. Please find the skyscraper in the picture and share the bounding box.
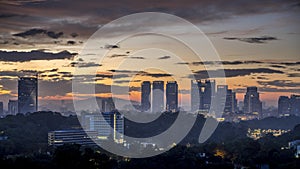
[290,95,300,116]
[18,77,38,114]
[8,100,18,115]
[278,96,290,115]
[141,81,151,112]
[152,81,164,113]
[216,85,228,113]
[191,80,200,112]
[224,89,237,113]
[166,81,178,112]
[215,85,237,114]
[101,98,115,112]
[243,86,262,118]
[0,102,3,116]
[191,80,216,112]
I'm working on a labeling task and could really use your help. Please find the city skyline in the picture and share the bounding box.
[0,0,299,110]
[1,75,299,116]
[0,1,300,167]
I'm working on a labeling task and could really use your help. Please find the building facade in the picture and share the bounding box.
[166,81,178,112]
[48,130,98,146]
[290,95,300,116]
[191,80,215,112]
[141,81,151,112]
[152,81,164,113]
[243,86,262,118]
[82,111,124,143]
[8,100,18,115]
[0,102,3,116]
[18,77,38,114]
[278,96,290,115]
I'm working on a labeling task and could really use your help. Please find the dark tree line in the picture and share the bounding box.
[0,111,299,169]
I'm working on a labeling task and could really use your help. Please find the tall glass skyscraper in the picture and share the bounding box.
[290,95,300,116]
[18,77,38,114]
[191,80,215,112]
[243,86,262,118]
[166,81,178,112]
[278,96,290,115]
[152,81,164,113]
[141,81,151,112]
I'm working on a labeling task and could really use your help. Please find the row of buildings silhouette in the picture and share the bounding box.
[140,79,300,118]
[3,77,299,118]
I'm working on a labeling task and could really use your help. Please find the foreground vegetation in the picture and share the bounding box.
[0,111,299,169]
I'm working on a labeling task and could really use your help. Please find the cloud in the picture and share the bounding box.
[190,68,283,79]
[270,65,286,68]
[108,69,172,78]
[67,40,76,45]
[288,73,300,77]
[158,56,171,60]
[141,72,173,78]
[107,54,128,58]
[108,69,143,74]
[257,80,300,88]
[0,50,76,62]
[280,62,300,66]
[13,28,64,39]
[234,87,300,94]
[129,56,145,59]
[70,32,78,37]
[179,60,264,66]
[259,87,300,93]
[113,79,141,84]
[0,0,298,42]
[70,61,101,68]
[103,44,120,49]
[223,36,278,43]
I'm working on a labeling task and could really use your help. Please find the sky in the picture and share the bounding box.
[0,0,299,111]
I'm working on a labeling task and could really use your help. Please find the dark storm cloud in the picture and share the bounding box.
[177,60,263,66]
[129,56,145,59]
[0,13,21,18]
[270,65,286,68]
[103,44,120,49]
[108,69,172,78]
[114,79,141,84]
[280,61,300,66]
[0,50,76,62]
[256,76,269,80]
[234,87,300,94]
[108,69,143,74]
[141,73,173,78]
[13,28,63,39]
[0,70,23,77]
[190,68,283,79]
[129,86,140,92]
[69,61,101,68]
[158,56,171,60]
[0,0,298,40]
[107,54,128,58]
[257,80,300,88]
[288,73,300,77]
[260,87,300,93]
[223,36,278,44]
[70,32,78,38]
[67,40,76,45]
